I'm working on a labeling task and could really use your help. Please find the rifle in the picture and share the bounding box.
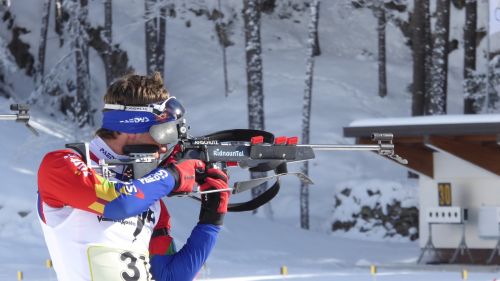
[0,104,39,136]
[77,118,408,212]
[162,124,407,212]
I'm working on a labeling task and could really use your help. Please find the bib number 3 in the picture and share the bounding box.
[120,251,150,281]
[88,246,154,281]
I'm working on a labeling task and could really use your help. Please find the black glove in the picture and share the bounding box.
[198,168,230,226]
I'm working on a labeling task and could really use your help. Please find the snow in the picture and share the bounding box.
[349,113,500,127]
[2,0,500,280]
[331,179,418,241]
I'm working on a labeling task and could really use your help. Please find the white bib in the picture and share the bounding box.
[87,244,154,281]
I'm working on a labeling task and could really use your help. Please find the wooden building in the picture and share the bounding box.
[344,115,500,264]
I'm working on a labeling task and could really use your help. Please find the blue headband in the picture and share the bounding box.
[102,110,166,133]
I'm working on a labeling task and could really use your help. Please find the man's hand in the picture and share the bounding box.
[167,160,205,194]
[198,168,230,226]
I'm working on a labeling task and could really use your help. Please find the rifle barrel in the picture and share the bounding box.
[299,144,384,151]
[0,115,18,121]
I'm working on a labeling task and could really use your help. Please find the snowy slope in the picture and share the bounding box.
[1,0,498,280]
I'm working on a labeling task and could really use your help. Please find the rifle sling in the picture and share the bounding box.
[227,162,287,212]
[227,179,280,212]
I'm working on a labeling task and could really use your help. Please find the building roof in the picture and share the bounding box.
[345,114,500,137]
[343,115,500,179]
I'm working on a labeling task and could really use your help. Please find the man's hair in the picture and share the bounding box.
[96,72,170,139]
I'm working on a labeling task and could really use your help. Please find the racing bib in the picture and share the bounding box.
[87,245,154,281]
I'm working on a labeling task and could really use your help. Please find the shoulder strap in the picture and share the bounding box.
[65,143,91,167]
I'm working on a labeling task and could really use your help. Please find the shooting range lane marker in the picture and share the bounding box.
[462,269,468,280]
[280,265,288,276]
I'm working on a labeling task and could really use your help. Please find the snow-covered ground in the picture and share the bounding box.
[2,0,500,280]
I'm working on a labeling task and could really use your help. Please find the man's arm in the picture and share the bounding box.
[37,150,200,220]
[149,168,230,281]
[149,201,219,281]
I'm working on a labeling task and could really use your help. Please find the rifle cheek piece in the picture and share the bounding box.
[150,121,179,144]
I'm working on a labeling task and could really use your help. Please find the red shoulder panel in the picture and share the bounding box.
[38,149,102,214]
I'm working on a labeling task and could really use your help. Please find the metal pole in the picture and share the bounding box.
[298,144,383,151]
[0,115,18,121]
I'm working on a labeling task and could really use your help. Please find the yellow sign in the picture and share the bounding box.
[438,183,452,206]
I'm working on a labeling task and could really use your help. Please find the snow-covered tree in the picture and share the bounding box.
[300,0,320,230]
[36,0,51,88]
[484,56,500,111]
[215,0,232,97]
[463,0,479,114]
[244,0,271,217]
[411,0,429,116]
[0,36,16,98]
[145,0,167,78]
[54,0,66,47]
[312,0,320,56]
[423,0,432,106]
[57,0,92,127]
[427,0,450,115]
[376,0,386,98]
[1,0,10,8]
[104,0,113,85]
[87,0,132,87]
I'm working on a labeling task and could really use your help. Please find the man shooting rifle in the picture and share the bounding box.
[37,72,228,281]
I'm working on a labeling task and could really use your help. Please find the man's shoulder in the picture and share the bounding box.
[42,149,83,160]
[40,149,85,169]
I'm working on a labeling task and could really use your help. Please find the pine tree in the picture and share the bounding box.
[312,1,321,56]
[104,0,113,85]
[0,0,10,8]
[157,4,166,78]
[300,0,320,230]
[423,0,433,113]
[69,0,91,126]
[144,0,167,78]
[411,0,427,115]
[0,36,16,98]
[216,0,231,97]
[463,0,478,114]
[244,0,272,217]
[86,0,132,86]
[55,0,65,47]
[427,0,450,115]
[36,0,51,87]
[376,0,386,98]
[145,0,158,76]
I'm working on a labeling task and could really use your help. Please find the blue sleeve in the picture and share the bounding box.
[150,224,220,281]
[103,168,177,220]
